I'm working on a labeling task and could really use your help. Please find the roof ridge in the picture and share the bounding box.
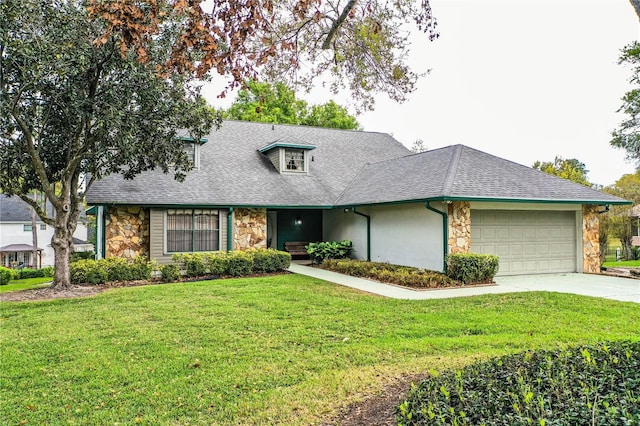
[333,162,372,205]
[442,144,464,197]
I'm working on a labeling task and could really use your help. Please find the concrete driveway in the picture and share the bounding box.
[288,263,640,303]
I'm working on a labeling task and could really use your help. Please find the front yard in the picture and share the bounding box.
[1,274,638,425]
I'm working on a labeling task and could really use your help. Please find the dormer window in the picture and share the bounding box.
[177,136,208,169]
[259,137,316,175]
[285,149,305,172]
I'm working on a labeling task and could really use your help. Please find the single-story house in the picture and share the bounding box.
[85,120,629,276]
[0,195,93,268]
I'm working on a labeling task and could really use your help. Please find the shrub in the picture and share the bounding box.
[274,250,292,271]
[70,259,108,285]
[41,266,54,277]
[103,258,133,281]
[0,266,14,285]
[205,252,228,276]
[226,251,253,277]
[70,251,95,262]
[446,253,499,284]
[397,340,640,425]
[252,248,289,273]
[17,268,48,279]
[306,240,353,264]
[322,259,458,288]
[160,264,181,282]
[129,256,152,280]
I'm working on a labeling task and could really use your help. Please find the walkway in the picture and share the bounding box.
[288,263,640,303]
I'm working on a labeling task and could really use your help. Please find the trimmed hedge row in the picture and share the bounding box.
[447,253,499,284]
[321,259,459,288]
[167,249,291,282]
[397,340,640,425]
[70,257,152,285]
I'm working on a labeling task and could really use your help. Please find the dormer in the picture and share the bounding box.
[258,137,316,174]
[177,136,208,169]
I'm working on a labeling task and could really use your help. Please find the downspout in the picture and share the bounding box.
[426,201,448,273]
[227,208,234,252]
[352,208,371,261]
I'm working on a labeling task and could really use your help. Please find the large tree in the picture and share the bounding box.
[0,0,215,288]
[224,81,360,129]
[532,156,591,186]
[611,42,640,165]
[88,0,438,111]
[602,171,640,260]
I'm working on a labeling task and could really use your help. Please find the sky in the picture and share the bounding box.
[203,0,640,187]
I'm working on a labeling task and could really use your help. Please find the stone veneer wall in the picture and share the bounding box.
[448,201,471,254]
[582,205,600,274]
[233,208,267,250]
[105,206,150,259]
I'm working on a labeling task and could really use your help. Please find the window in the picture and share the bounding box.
[23,224,32,232]
[166,209,219,252]
[284,149,305,172]
[40,224,46,230]
[182,142,200,168]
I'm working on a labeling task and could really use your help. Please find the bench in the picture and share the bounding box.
[284,241,309,258]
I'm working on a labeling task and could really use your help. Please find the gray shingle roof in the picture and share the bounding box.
[0,195,55,222]
[335,145,628,206]
[85,123,628,208]
[86,120,411,207]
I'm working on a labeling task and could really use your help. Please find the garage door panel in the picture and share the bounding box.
[471,210,576,276]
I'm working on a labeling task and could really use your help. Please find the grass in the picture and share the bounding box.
[602,259,640,268]
[1,274,638,425]
[0,276,52,294]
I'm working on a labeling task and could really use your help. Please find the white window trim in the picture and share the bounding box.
[279,147,308,174]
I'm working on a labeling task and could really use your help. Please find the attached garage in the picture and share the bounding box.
[471,210,577,276]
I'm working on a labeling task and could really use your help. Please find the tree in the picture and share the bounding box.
[224,81,360,129]
[0,0,215,288]
[602,171,640,260]
[88,0,439,111]
[611,42,640,165]
[629,0,640,21]
[532,156,591,186]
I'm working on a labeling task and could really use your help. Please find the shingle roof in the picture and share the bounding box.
[0,195,54,222]
[85,123,629,208]
[86,120,410,207]
[335,145,628,206]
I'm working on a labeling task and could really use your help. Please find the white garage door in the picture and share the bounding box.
[471,210,577,276]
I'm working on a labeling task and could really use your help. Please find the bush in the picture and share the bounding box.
[160,264,181,282]
[0,266,14,285]
[70,259,109,285]
[397,340,640,425]
[205,252,228,276]
[252,248,289,273]
[306,240,353,264]
[129,256,152,281]
[17,268,48,279]
[103,258,133,281]
[70,251,95,262]
[226,251,253,277]
[322,259,458,288]
[446,253,499,284]
[41,266,54,277]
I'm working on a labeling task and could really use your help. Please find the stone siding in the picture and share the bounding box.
[105,206,150,259]
[448,201,471,254]
[233,208,267,250]
[583,205,600,274]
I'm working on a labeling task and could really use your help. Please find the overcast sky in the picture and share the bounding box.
[204,0,640,187]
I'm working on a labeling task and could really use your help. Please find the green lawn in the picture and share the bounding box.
[0,276,52,293]
[602,259,640,268]
[1,274,638,425]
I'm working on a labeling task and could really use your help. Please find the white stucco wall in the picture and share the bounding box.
[323,202,446,271]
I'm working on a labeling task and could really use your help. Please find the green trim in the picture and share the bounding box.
[337,196,631,208]
[258,142,317,153]
[87,203,334,210]
[227,208,233,252]
[426,201,448,273]
[101,205,106,259]
[86,206,98,215]
[177,136,208,144]
[352,208,371,261]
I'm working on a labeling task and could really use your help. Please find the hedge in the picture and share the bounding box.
[397,340,640,425]
[70,257,152,285]
[322,259,459,288]
[446,253,499,284]
[0,266,17,285]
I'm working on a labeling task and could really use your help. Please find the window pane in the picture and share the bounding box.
[167,210,219,252]
[23,224,32,232]
[285,149,304,171]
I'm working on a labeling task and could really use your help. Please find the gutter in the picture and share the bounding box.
[351,208,371,261]
[227,207,234,251]
[426,201,448,273]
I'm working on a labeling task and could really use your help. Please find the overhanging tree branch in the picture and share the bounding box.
[321,0,357,49]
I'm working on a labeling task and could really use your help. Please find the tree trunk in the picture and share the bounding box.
[51,214,73,289]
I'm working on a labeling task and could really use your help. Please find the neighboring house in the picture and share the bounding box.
[0,196,92,268]
[85,120,629,276]
[630,205,640,247]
